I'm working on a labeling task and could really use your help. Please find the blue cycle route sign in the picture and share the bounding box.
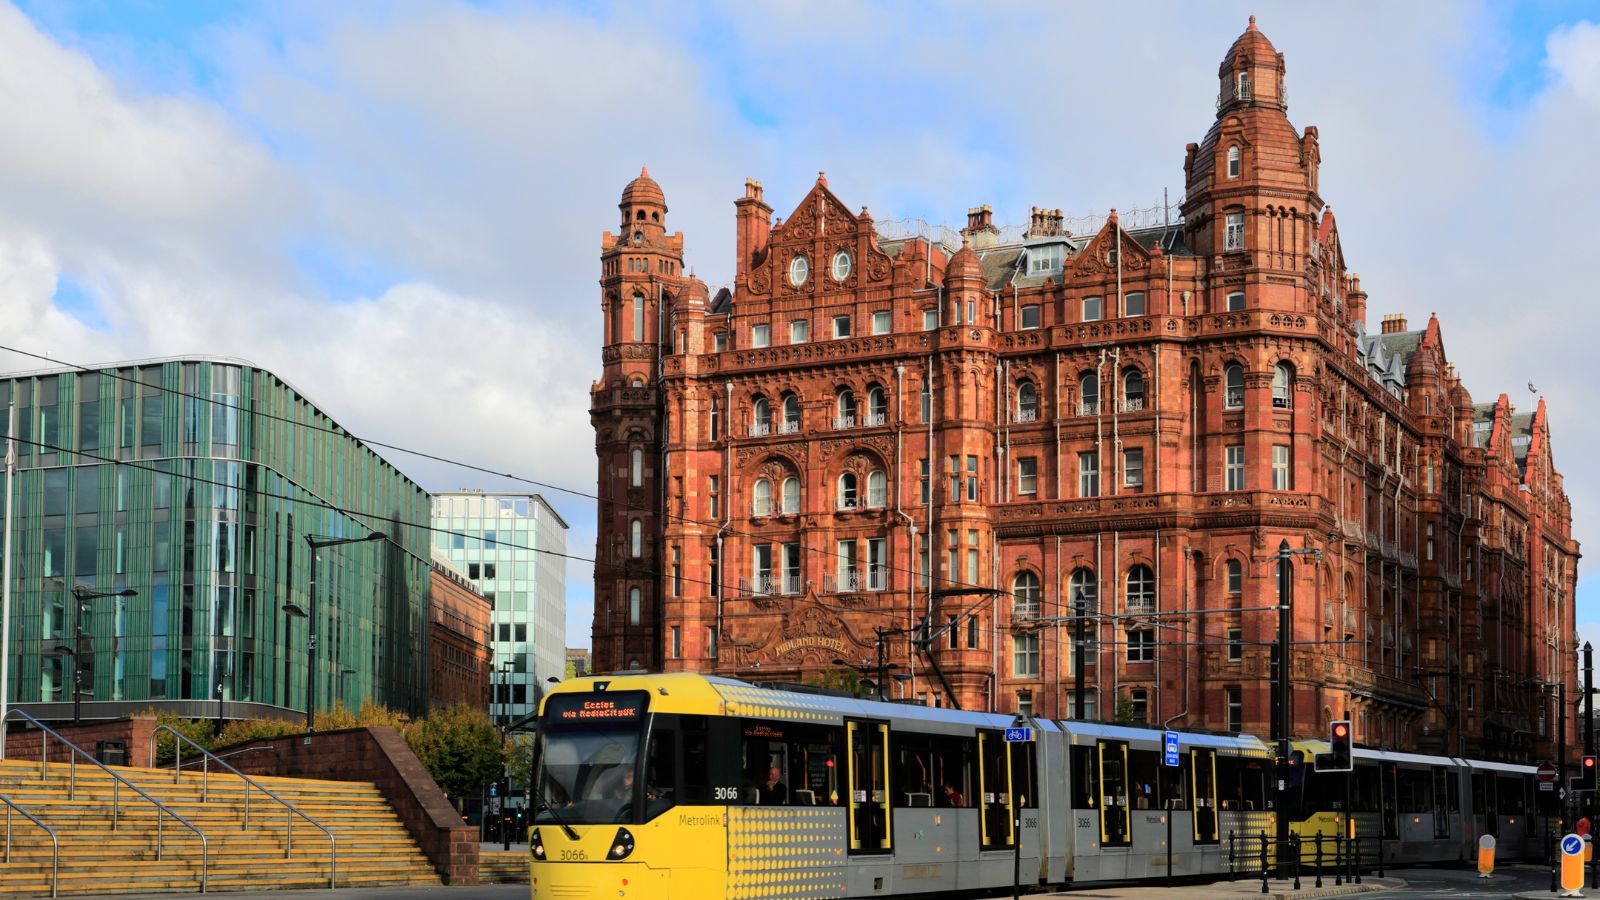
[1004,727,1033,743]
[1164,731,1181,767]
[1563,834,1584,857]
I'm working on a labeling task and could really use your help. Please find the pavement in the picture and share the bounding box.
[1045,876,1400,900]
[480,841,528,853]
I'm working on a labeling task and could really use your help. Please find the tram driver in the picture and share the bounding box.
[759,766,789,805]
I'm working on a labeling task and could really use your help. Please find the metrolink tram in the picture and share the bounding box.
[528,674,1544,899]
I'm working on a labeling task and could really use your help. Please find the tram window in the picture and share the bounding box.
[677,716,711,805]
[1009,741,1037,808]
[892,731,972,808]
[737,719,843,807]
[1397,768,1432,814]
[1071,745,1100,809]
[1471,774,1486,813]
[644,722,677,813]
[1496,776,1526,815]
[1128,749,1160,809]
[1446,771,1460,812]
[1352,765,1379,812]
[1217,756,1266,811]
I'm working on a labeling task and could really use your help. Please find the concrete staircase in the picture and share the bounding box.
[478,850,528,883]
[0,756,440,895]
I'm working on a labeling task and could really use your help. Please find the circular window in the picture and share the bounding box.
[831,250,852,281]
[631,231,644,244]
[789,255,810,286]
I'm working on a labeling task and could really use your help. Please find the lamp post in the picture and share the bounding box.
[57,586,136,727]
[296,532,385,733]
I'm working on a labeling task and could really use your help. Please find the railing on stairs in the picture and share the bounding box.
[4,709,209,892]
[0,792,59,897]
[150,725,337,889]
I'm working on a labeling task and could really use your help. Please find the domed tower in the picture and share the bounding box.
[1180,17,1323,313]
[593,167,686,673]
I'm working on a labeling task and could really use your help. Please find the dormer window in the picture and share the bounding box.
[1236,71,1251,101]
[1027,243,1064,276]
[1227,145,1241,178]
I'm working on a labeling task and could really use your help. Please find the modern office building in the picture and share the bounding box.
[589,20,1581,763]
[430,491,568,726]
[0,357,434,722]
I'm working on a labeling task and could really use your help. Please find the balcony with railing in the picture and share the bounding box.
[833,415,855,430]
[749,422,771,437]
[1272,394,1293,409]
[742,575,774,597]
[1224,389,1244,408]
[1013,409,1038,424]
[779,420,801,434]
[1077,401,1099,417]
[862,412,886,427]
[1120,398,1144,413]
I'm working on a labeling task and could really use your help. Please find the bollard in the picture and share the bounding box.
[1229,831,1237,881]
[1260,831,1270,895]
[1292,834,1302,891]
[1355,832,1363,884]
[1314,831,1323,888]
[1477,833,1496,879]
[1334,831,1343,886]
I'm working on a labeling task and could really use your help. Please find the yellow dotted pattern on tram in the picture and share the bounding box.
[727,807,847,900]
[716,683,840,724]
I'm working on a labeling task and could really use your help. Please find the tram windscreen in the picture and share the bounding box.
[536,692,647,825]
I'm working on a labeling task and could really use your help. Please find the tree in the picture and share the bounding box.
[1113,696,1137,725]
[403,704,506,801]
[506,733,538,789]
[804,666,867,697]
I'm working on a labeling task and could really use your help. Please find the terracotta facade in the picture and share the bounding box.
[589,20,1580,763]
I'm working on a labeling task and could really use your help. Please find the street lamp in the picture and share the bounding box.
[56,586,137,727]
[299,532,386,733]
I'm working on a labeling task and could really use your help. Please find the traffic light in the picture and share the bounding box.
[1315,720,1354,773]
[1581,755,1598,792]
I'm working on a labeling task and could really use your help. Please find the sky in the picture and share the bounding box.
[0,0,1597,652]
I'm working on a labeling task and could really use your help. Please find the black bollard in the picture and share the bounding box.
[1314,831,1323,888]
[1334,831,1343,886]
[1229,831,1236,881]
[1355,831,1363,884]
[1292,834,1302,891]
[1261,831,1270,895]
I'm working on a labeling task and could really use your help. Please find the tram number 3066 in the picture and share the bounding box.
[558,850,588,861]
[714,787,740,801]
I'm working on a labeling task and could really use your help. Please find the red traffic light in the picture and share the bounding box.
[1584,756,1596,769]
[1333,723,1349,739]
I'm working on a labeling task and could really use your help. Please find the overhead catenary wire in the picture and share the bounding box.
[0,343,1005,598]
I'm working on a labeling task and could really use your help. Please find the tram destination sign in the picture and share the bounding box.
[1164,732,1181,767]
[545,691,648,726]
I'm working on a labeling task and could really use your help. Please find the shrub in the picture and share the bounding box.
[141,710,216,765]
[404,704,506,801]
[216,716,300,747]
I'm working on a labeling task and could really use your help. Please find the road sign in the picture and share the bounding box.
[1539,762,1559,783]
[1164,731,1180,767]
[489,784,498,797]
[1004,727,1033,743]
[1542,781,1555,792]
[1561,832,1585,896]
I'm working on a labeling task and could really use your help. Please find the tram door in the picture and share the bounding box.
[977,731,1014,851]
[1474,773,1498,837]
[1191,748,1218,844]
[846,721,892,854]
[1379,763,1398,840]
[1431,768,1450,839]
[1098,740,1131,847]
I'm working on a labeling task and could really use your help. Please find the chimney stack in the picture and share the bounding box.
[734,178,773,289]
[1380,313,1408,334]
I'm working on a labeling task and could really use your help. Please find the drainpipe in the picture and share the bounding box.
[1165,544,1192,729]
[895,363,918,699]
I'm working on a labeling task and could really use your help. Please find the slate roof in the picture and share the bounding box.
[1356,329,1420,399]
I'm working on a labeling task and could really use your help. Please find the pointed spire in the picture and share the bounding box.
[641,165,650,177]
[1248,14,1257,30]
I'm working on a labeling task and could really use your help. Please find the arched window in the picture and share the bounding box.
[752,478,773,516]
[866,469,887,508]
[1012,571,1041,618]
[1272,363,1294,408]
[751,396,771,436]
[1227,145,1240,178]
[837,472,859,508]
[1224,364,1244,408]
[780,476,800,514]
[782,393,802,432]
[835,389,857,428]
[630,376,644,388]
[630,519,642,558]
[1016,381,1038,422]
[1069,567,1097,610]
[1125,564,1155,612]
[866,385,887,425]
[1122,369,1145,411]
[1079,372,1100,416]
[630,447,643,487]
[628,588,641,626]
[1237,70,1251,100]
[1226,559,1243,598]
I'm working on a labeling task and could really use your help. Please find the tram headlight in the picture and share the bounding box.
[606,827,636,860]
[530,829,545,861]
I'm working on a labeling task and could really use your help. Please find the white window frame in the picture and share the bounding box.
[1224,212,1244,251]
[1012,632,1040,678]
[1124,291,1146,317]
[871,310,891,335]
[790,319,808,344]
[1078,452,1099,497]
[1017,457,1038,496]
[751,324,770,348]
[1082,295,1102,321]
[1123,448,1144,488]
[831,250,852,281]
[923,308,938,331]
[1227,145,1240,178]
[832,315,851,339]
[1271,445,1290,491]
[1225,444,1245,491]
[1020,304,1041,329]
[1226,291,1245,312]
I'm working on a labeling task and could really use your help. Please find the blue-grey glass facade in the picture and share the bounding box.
[0,358,434,720]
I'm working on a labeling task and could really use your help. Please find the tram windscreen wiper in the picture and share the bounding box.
[539,801,580,842]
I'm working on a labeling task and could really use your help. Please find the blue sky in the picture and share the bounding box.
[1,1,1598,651]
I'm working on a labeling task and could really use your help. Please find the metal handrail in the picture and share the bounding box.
[0,792,59,897]
[149,726,337,889]
[4,709,209,892]
[167,744,276,771]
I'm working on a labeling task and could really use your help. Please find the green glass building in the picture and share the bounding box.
[0,357,433,722]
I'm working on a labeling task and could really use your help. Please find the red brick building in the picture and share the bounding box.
[589,19,1580,762]
[428,556,493,711]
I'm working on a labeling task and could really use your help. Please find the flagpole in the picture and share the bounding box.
[1,402,16,759]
